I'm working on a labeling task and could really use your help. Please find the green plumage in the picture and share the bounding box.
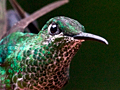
[0,16,108,90]
[0,17,84,90]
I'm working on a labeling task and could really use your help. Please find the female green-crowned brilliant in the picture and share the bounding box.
[0,16,108,90]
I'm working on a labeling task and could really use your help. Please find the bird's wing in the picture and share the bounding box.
[9,0,40,33]
[3,0,69,38]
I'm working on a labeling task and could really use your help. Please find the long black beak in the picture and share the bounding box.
[73,32,108,45]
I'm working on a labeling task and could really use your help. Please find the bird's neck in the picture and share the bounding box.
[46,40,82,88]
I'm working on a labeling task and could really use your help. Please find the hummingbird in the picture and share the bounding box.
[0,0,108,90]
[0,16,108,90]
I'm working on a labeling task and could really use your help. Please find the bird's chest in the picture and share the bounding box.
[11,40,81,89]
[10,45,69,90]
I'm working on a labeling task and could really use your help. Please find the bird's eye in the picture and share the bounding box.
[48,23,61,35]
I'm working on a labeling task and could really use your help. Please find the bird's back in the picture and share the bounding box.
[0,31,37,89]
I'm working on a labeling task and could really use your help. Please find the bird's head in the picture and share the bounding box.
[38,16,108,63]
[39,16,108,47]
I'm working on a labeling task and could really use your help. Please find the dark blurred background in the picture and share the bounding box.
[7,0,120,90]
